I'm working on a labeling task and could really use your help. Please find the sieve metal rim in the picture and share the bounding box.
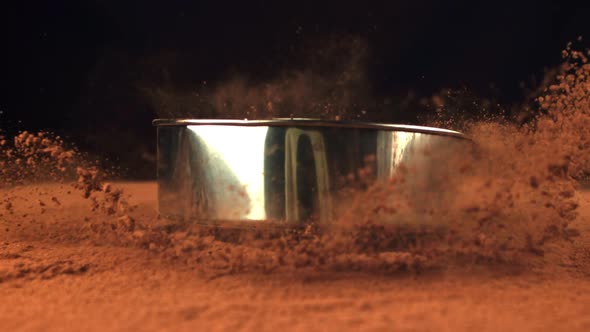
[152,118,469,140]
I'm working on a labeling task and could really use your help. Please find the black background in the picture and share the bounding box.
[0,0,589,178]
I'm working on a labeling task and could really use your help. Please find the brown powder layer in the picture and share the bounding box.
[1,182,590,332]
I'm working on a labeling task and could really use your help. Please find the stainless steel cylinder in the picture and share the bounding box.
[154,119,471,225]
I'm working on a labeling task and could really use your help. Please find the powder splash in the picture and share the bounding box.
[2,45,590,279]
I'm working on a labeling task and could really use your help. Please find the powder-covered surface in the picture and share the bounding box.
[1,182,590,332]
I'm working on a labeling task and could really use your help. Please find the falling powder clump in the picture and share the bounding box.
[0,131,77,187]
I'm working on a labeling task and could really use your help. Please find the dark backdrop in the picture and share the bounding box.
[0,0,588,178]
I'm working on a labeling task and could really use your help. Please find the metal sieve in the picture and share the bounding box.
[153,119,470,226]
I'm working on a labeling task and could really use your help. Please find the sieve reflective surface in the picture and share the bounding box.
[154,119,470,225]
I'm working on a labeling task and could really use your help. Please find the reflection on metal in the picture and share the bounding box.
[187,125,268,219]
[155,119,470,224]
[376,131,416,179]
[284,128,332,222]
